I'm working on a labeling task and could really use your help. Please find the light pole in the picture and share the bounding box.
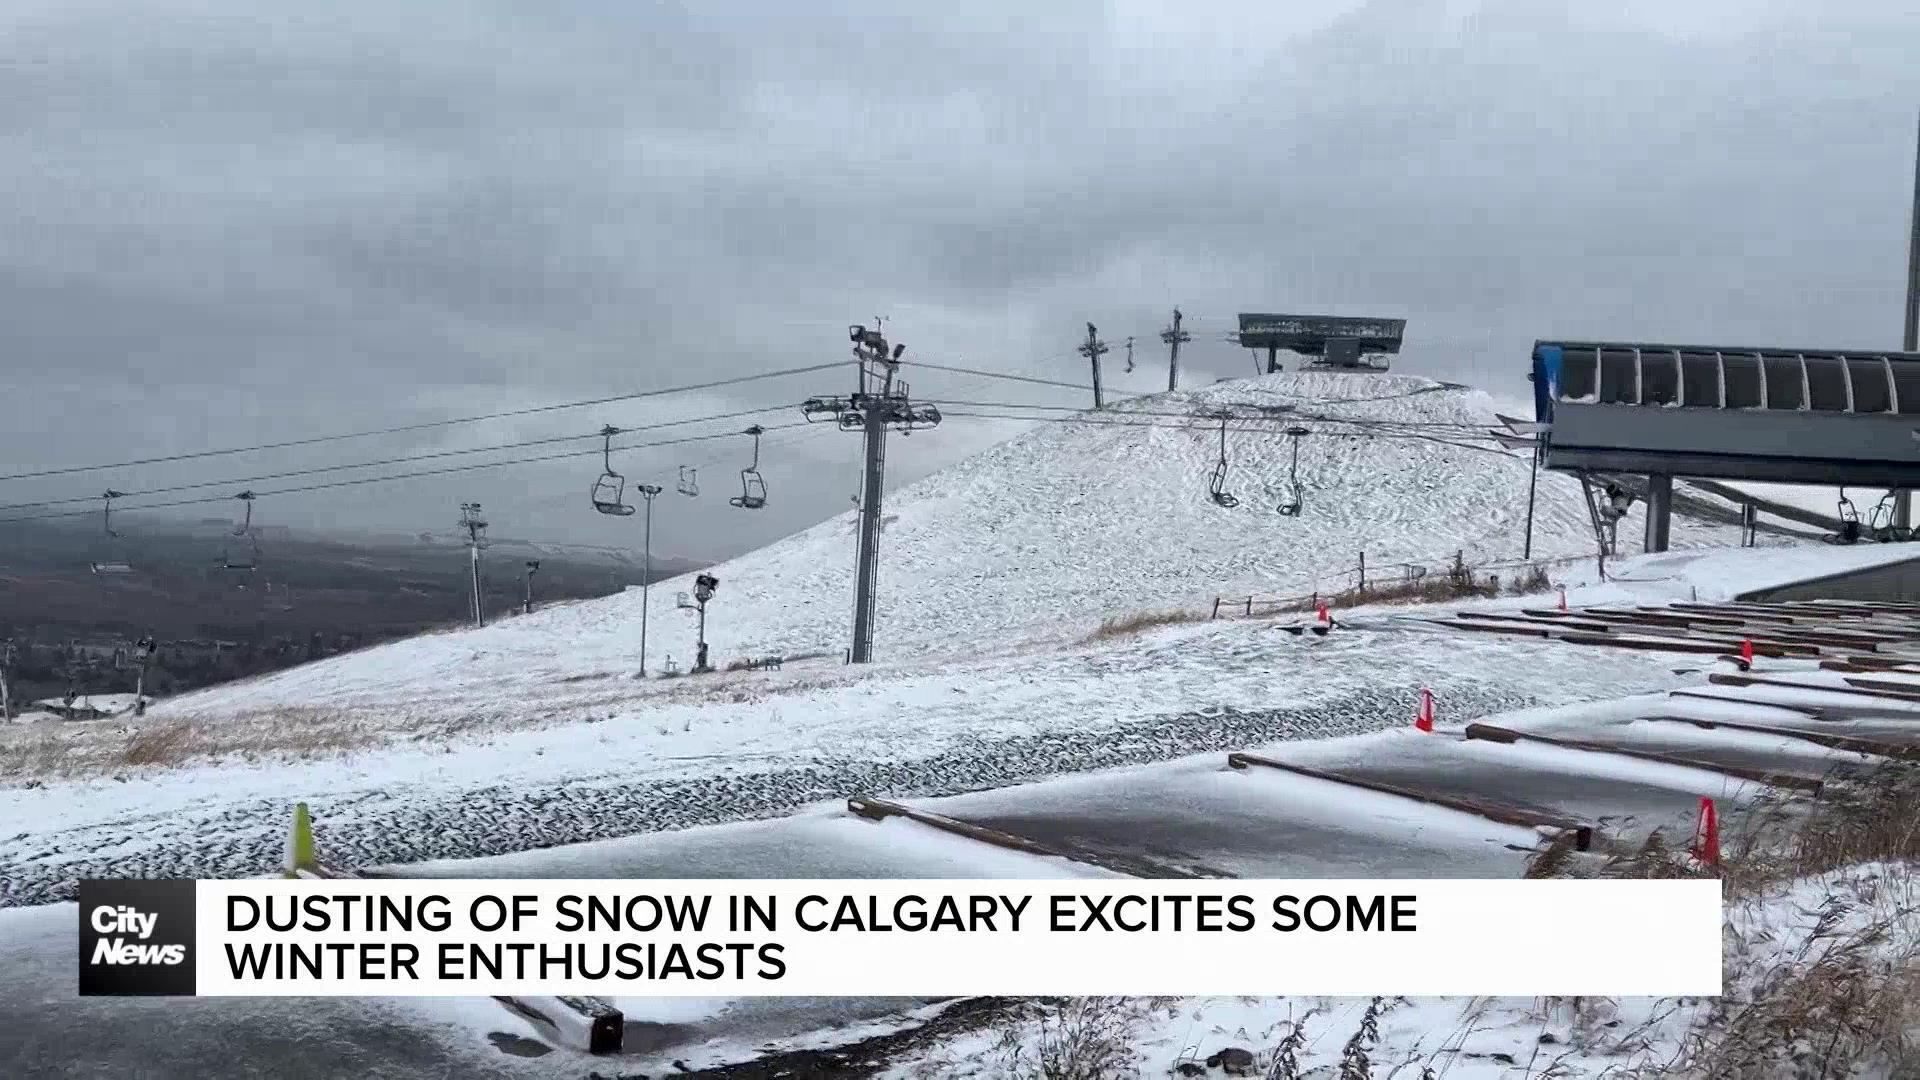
[692,573,718,673]
[636,483,662,675]
[522,560,540,615]
[132,636,156,716]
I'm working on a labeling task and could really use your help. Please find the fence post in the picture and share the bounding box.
[1244,596,1253,617]
[1358,551,1367,593]
[1211,597,1221,620]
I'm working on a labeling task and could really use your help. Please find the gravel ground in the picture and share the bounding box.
[0,684,1546,907]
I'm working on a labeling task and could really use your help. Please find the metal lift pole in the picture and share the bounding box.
[851,364,892,664]
[1899,109,1920,532]
[637,484,662,675]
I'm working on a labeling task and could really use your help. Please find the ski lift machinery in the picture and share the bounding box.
[590,426,638,516]
[730,426,768,509]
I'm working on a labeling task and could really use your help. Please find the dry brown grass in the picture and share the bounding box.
[1085,609,1205,642]
[1526,761,1920,1078]
[0,707,375,783]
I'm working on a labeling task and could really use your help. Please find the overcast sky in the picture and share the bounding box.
[2,0,1917,561]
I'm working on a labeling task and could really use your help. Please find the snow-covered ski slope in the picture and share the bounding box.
[154,371,1733,720]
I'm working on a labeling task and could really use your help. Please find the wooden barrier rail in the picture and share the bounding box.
[1463,723,1823,793]
[1225,750,1594,849]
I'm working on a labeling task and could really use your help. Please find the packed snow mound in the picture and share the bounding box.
[158,371,1739,714]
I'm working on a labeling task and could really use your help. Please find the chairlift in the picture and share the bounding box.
[1206,415,1240,508]
[590,426,638,516]
[677,465,699,497]
[1868,491,1910,543]
[90,490,134,574]
[1824,487,1864,545]
[1276,426,1309,517]
[220,491,260,572]
[729,426,768,510]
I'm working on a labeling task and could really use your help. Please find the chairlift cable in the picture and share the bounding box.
[0,403,802,513]
[932,409,1520,457]
[0,363,847,484]
[0,421,812,526]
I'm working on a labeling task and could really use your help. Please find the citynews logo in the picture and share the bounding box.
[90,906,185,965]
[78,879,197,996]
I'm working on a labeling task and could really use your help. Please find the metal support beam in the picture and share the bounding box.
[1898,111,1920,532]
[851,372,889,663]
[1644,473,1673,553]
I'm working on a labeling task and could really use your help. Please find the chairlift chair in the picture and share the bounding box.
[729,426,768,510]
[677,466,698,497]
[1869,491,1910,543]
[590,426,638,516]
[1831,488,1864,545]
[1206,415,1240,508]
[220,491,260,571]
[1276,426,1309,516]
[90,490,134,574]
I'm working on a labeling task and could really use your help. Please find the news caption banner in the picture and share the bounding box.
[79,878,1722,998]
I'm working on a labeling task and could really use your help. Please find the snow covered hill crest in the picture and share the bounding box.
[156,370,1732,716]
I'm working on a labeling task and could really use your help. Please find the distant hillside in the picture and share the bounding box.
[0,519,702,702]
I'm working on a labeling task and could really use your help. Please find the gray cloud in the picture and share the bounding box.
[1,0,1917,561]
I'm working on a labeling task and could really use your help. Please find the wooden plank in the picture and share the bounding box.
[1458,611,1611,632]
[1819,657,1920,673]
[1463,723,1824,793]
[1638,714,1920,762]
[1428,619,1556,639]
[1843,675,1920,699]
[1708,672,1920,704]
[1670,688,1920,723]
[847,796,1079,862]
[1557,632,1755,656]
[1226,750,1594,846]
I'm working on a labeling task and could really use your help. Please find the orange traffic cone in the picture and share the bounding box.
[1316,600,1331,625]
[1557,587,1568,612]
[1691,797,1720,866]
[1414,688,1435,733]
[1739,638,1754,665]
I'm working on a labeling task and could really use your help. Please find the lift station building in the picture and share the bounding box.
[1531,340,1920,550]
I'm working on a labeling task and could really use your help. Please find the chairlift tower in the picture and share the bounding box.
[1161,308,1190,392]
[459,502,490,628]
[801,324,944,663]
[1077,323,1109,409]
[523,560,541,616]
